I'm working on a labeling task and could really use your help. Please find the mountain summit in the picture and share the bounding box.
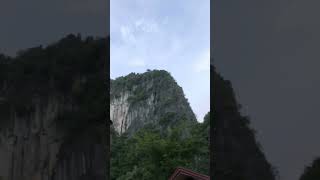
[110,70,209,179]
[110,70,197,135]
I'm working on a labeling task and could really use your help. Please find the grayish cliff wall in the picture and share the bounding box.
[110,91,155,134]
[110,70,197,135]
[0,96,107,180]
[0,35,109,180]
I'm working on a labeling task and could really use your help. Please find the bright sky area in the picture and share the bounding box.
[110,0,210,122]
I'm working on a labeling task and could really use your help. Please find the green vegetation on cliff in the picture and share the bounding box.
[213,65,276,180]
[0,34,109,180]
[0,34,108,132]
[110,70,197,136]
[111,70,184,106]
[111,112,209,180]
[110,69,209,179]
[300,158,320,180]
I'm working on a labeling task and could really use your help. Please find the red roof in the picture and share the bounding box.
[169,167,210,180]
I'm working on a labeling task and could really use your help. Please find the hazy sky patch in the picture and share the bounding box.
[111,0,210,121]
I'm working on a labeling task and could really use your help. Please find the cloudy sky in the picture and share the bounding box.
[111,0,210,122]
[214,0,320,179]
[0,0,108,57]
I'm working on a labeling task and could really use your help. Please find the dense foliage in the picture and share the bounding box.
[111,112,210,180]
[0,34,109,132]
[0,35,109,180]
[213,66,276,180]
[300,158,320,180]
[110,69,197,137]
[111,70,183,106]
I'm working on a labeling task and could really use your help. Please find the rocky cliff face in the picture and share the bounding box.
[0,97,107,180]
[0,34,109,180]
[110,71,209,179]
[299,158,320,180]
[213,65,276,180]
[110,70,197,135]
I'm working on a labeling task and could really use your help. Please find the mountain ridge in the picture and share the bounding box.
[213,65,276,180]
[110,69,198,136]
[0,34,109,180]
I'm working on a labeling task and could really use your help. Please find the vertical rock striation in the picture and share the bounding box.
[110,70,197,136]
[0,34,109,180]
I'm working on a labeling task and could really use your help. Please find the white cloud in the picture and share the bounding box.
[162,16,169,25]
[135,19,144,28]
[111,0,210,122]
[135,18,159,33]
[128,58,146,67]
[194,50,210,72]
[120,25,136,43]
[120,18,160,45]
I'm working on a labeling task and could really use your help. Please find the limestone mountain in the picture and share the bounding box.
[213,65,276,180]
[110,70,197,136]
[110,71,210,179]
[0,34,109,180]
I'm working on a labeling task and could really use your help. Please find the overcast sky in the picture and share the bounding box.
[111,0,210,122]
[0,0,108,57]
[214,0,320,179]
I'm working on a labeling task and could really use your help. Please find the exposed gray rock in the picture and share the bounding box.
[110,70,197,136]
[0,35,109,180]
[0,96,107,180]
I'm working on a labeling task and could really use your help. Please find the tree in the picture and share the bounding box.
[111,116,210,180]
[300,157,320,180]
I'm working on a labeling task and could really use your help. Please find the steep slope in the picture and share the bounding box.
[110,71,209,179]
[299,157,320,180]
[213,65,276,180]
[110,70,197,135]
[0,34,109,180]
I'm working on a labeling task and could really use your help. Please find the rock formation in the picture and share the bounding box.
[213,65,276,180]
[299,157,320,180]
[110,70,197,135]
[0,34,109,180]
[110,71,210,179]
